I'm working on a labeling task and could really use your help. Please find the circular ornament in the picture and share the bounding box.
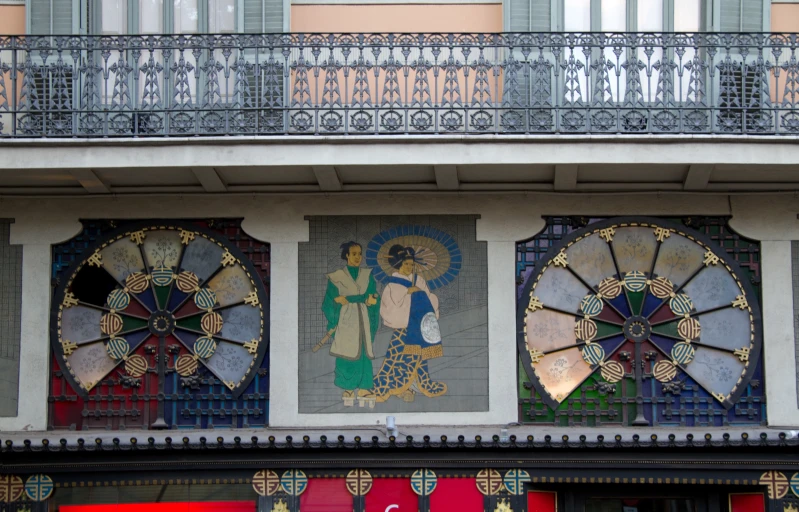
[0,475,24,503]
[475,469,503,496]
[653,360,678,382]
[623,271,647,292]
[411,469,437,496]
[175,354,199,376]
[24,474,54,502]
[252,470,281,497]
[194,288,218,310]
[649,276,674,299]
[280,470,308,496]
[677,317,701,341]
[600,360,624,383]
[581,343,605,366]
[503,469,531,496]
[580,294,603,317]
[151,266,174,287]
[345,469,373,496]
[574,318,598,342]
[194,337,217,359]
[201,312,224,335]
[790,472,799,498]
[125,272,149,293]
[760,471,789,500]
[669,294,694,316]
[125,354,148,377]
[671,342,696,365]
[106,289,130,311]
[100,313,124,336]
[176,271,200,293]
[106,337,130,360]
[598,277,623,299]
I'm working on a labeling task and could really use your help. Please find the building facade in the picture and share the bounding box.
[2,0,799,511]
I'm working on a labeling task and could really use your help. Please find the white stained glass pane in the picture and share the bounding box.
[674,0,700,32]
[139,0,164,33]
[209,0,236,33]
[637,0,663,31]
[174,0,199,33]
[564,0,591,31]
[102,0,128,34]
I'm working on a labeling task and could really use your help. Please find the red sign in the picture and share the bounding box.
[730,493,765,512]
[430,478,484,512]
[299,479,353,512]
[528,491,557,512]
[365,478,418,512]
[60,502,254,512]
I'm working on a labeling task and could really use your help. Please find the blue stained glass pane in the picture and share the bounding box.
[641,293,664,317]
[607,295,631,318]
[167,289,189,311]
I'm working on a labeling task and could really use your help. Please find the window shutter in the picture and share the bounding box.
[263,0,284,33]
[740,0,764,32]
[720,0,763,32]
[243,0,264,32]
[30,0,52,34]
[30,0,74,34]
[507,0,549,32]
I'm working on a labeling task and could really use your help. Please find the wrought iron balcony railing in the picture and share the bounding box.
[1,33,799,138]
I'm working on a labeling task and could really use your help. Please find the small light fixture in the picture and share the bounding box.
[386,416,397,437]
[500,428,509,443]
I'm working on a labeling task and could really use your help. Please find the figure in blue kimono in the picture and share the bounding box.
[372,244,447,403]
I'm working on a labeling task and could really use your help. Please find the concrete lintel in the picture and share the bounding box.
[69,169,110,194]
[683,165,714,191]
[191,167,227,193]
[554,164,578,191]
[312,166,342,192]
[434,165,460,191]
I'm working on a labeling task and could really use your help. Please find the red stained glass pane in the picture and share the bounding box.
[365,478,418,512]
[528,491,557,512]
[729,493,764,512]
[299,479,353,512]
[430,478,484,512]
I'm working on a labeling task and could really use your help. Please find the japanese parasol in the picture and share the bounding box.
[365,225,462,290]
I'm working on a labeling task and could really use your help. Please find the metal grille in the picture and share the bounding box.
[516,216,765,427]
[1,33,799,137]
[49,219,271,430]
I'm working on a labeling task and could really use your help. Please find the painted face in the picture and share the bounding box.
[399,258,415,276]
[346,245,362,267]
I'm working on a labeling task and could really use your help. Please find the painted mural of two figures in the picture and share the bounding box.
[319,242,447,407]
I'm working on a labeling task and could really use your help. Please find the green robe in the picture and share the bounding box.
[321,266,380,390]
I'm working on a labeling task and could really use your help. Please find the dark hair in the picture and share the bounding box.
[340,241,362,260]
[388,244,416,269]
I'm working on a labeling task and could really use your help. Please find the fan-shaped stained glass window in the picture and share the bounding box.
[517,217,764,427]
[49,220,270,430]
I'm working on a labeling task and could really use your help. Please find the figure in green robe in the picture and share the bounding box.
[321,241,380,407]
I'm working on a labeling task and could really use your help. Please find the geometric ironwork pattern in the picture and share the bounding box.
[1,34,798,138]
[49,219,270,430]
[517,216,765,427]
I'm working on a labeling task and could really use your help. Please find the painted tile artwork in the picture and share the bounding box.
[298,216,488,413]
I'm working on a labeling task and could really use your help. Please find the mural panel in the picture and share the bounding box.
[517,216,765,427]
[299,216,488,413]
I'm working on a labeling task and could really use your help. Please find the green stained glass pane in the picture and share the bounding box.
[595,321,622,339]
[651,319,680,338]
[121,315,148,332]
[627,290,644,316]
[176,315,203,332]
[154,285,170,310]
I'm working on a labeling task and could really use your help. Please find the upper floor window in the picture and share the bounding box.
[506,0,766,32]
[28,0,285,35]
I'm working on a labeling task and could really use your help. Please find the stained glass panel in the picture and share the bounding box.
[49,219,270,430]
[517,216,764,427]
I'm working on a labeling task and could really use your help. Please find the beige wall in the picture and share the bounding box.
[772,3,799,32]
[291,4,503,32]
[0,5,25,34]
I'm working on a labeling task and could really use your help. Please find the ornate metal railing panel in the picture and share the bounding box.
[1,33,799,137]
